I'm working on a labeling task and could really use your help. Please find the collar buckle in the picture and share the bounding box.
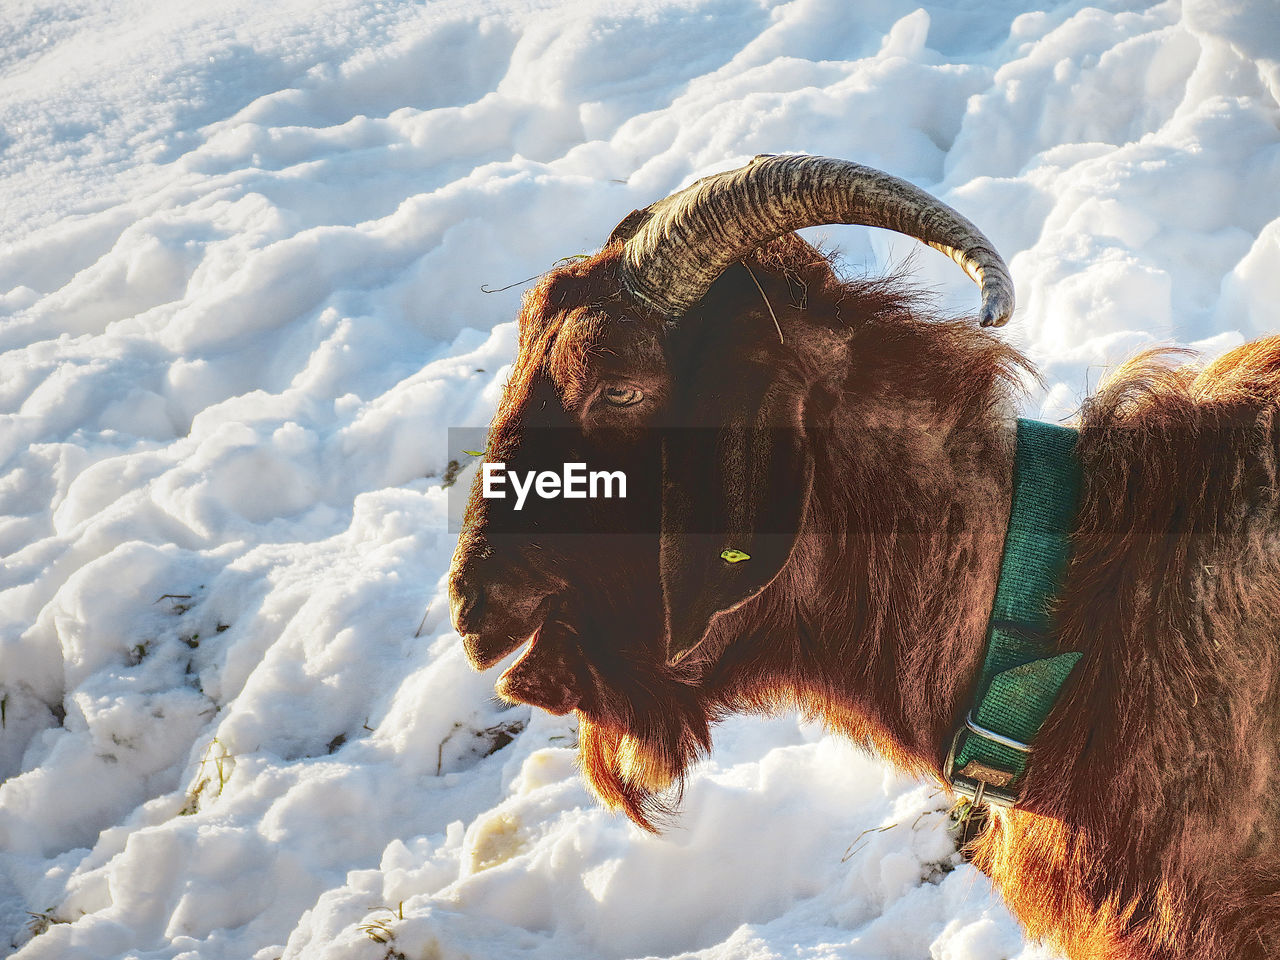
[943,712,1031,809]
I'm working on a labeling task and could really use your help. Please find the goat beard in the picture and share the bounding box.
[576,704,712,833]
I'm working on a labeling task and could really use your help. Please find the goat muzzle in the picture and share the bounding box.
[448,557,559,670]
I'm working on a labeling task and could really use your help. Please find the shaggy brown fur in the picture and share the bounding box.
[449,232,1280,959]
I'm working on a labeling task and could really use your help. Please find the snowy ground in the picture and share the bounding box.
[2,0,1278,957]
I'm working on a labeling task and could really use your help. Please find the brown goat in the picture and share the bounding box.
[449,156,1280,959]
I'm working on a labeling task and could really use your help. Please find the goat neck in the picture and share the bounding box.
[695,289,1026,784]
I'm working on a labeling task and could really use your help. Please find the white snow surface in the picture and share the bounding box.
[2,0,1278,957]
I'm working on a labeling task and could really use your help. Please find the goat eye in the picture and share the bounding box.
[602,385,644,407]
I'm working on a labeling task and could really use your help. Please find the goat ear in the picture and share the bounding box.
[658,384,813,665]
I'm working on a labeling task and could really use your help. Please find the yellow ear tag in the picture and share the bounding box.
[720,549,751,563]
[462,450,484,457]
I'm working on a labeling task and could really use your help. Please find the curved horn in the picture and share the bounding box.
[619,154,1015,327]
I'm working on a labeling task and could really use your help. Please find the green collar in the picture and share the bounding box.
[943,418,1083,808]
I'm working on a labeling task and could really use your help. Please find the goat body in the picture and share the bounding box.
[451,230,1280,959]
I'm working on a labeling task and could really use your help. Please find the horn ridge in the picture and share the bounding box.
[619,154,1015,328]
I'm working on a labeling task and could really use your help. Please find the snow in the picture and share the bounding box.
[1,0,1277,956]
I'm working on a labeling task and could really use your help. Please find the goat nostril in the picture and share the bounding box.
[450,579,486,632]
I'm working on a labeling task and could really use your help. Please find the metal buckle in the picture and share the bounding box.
[943,711,1031,809]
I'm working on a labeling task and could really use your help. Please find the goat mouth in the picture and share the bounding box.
[499,642,579,714]
[493,608,585,715]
